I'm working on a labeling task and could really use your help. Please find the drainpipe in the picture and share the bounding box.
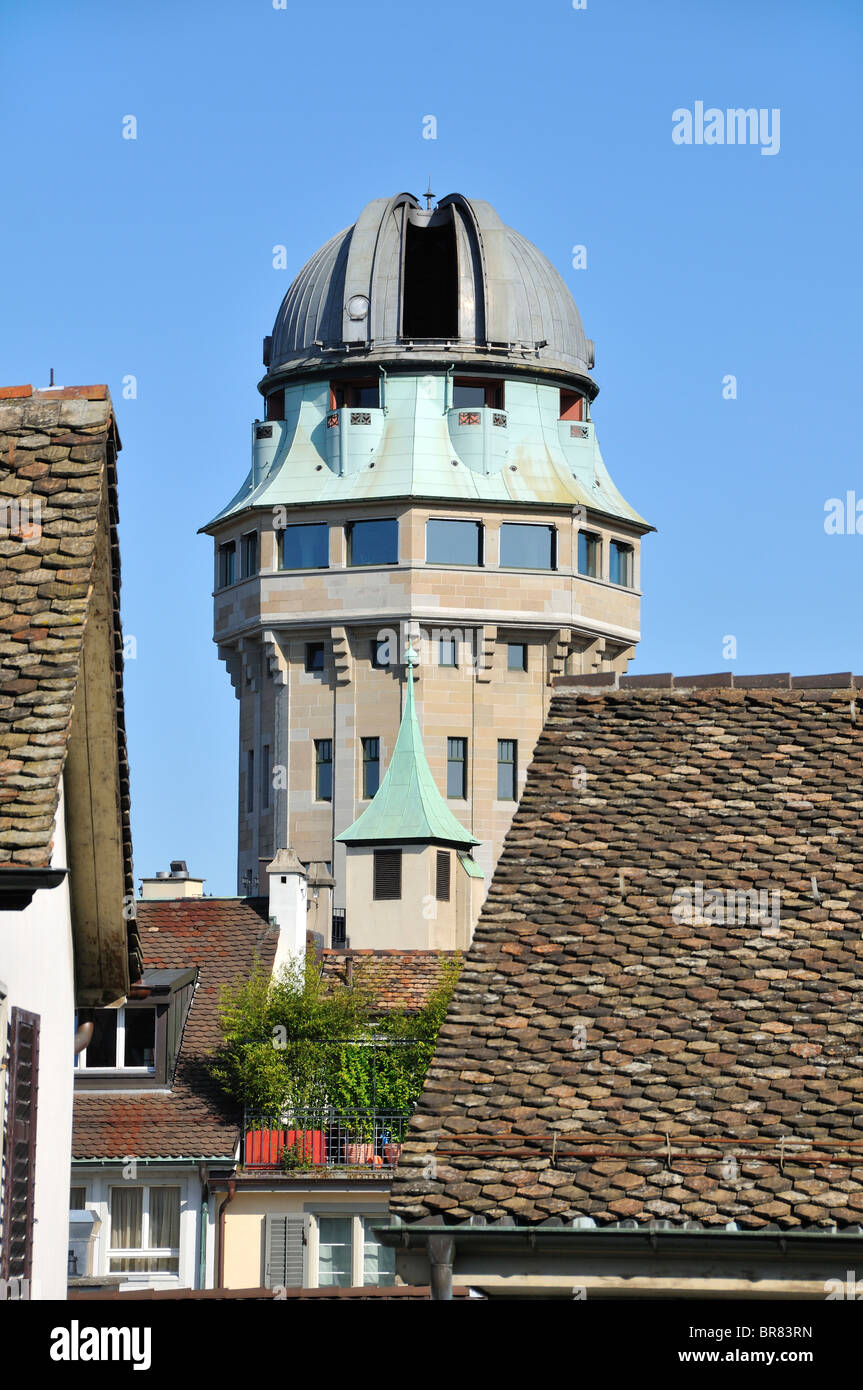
[217,1180,237,1290]
[378,365,388,415]
[445,364,455,413]
[197,1164,209,1289]
[427,1234,454,1301]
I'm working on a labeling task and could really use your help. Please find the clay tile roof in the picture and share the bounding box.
[319,950,460,1012]
[73,898,278,1160]
[0,386,124,867]
[390,682,863,1231]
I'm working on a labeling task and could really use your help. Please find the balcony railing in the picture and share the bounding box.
[243,1111,411,1172]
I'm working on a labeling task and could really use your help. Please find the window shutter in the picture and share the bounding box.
[373,850,402,901]
[264,1213,306,1289]
[435,851,451,902]
[1,1008,39,1281]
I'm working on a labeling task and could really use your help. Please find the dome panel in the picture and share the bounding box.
[266,193,594,384]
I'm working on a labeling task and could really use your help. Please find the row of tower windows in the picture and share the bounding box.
[305,639,529,674]
[218,523,633,584]
[264,381,586,420]
[244,736,518,813]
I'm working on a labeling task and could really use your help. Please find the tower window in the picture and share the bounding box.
[346,519,398,566]
[315,740,333,802]
[362,737,380,799]
[578,531,601,578]
[447,738,468,800]
[265,390,285,421]
[371,637,393,669]
[497,739,517,800]
[217,541,236,588]
[435,851,451,902]
[560,390,584,421]
[305,642,325,673]
[241,532,258,578]
[373,849,402,901]
[401,213,458,339]
[426,519,483,566]
[262,744,270,811]
[280,523,329,570]
[499,523,556,570]
[438,634,458,667]
[507,643,528,671]
[246,749,255,813]
[330,380,379,409]
[610,540,634,587]
[452,378,504,410]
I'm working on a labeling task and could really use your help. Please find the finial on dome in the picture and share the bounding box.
[424,178,434,211]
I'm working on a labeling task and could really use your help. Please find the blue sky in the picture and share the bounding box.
[1,0,860,895]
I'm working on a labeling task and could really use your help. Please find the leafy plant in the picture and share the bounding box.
[210,951,461,1119]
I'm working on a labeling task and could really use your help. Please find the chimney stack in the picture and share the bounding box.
[265,848,308,971]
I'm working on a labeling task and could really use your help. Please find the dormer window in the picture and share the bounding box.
[73,969,196,1091]
[75,1006,156,1072]
[330,380,379,409]
[453,378,503,410]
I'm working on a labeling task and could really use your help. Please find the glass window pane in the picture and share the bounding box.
[80,1008,117,1067]
[447,738,467,798]
[109,1256,179,1274]
[316,740,333,801]
[123,1009,156,1069]
[281,523,329,570]
[347,519,398,566]
[578,531,599,577]
[70,1187,86,1210]
[497,740,517,800]
[362,1219,396,1287]
[110,1187,143,1249]
[507,643,527,671]
[452,384,486,408]
[318,1217,352,1287]
[426,519,481,566]
[610,541,632,587]
[362,738,380,798]
[499,523,554,570]
[148,1188,180,1250]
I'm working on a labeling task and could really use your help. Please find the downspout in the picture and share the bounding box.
[378,364,388,415]
[197,1164,209,1289]
[217,1180,237,1290]
[445,364,455,413]
[427,1234,454,1301]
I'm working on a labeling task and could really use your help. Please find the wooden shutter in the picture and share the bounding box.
[264,1213,306,1289]
[373,850,402,901]
[435,851,451,902]
[1,1008,40,1281]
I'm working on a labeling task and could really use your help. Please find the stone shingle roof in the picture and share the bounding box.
[319,949,459,1012]
[0,386,129,870]
[390,679,863,1231]
[73,898,277,1160]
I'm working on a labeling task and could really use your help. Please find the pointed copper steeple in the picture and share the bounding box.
[336,648,478,848]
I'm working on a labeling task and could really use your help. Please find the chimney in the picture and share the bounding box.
[140,861,205,900]
[265,848,308,971]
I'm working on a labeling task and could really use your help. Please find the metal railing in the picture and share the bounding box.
[244,1111,411,1171]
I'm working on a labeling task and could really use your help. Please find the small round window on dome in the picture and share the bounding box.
[347,295,369,320]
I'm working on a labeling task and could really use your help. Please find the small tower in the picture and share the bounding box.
[336,647,482,949]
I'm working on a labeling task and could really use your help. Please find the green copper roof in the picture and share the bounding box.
[336,654,479,849]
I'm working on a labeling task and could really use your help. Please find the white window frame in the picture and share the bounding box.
[307,1210,395,1288]
[73,1170,198,1290]
[74,1006,156,1074]
[107,1183,181,1277]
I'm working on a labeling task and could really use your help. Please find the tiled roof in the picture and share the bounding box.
[390,682,863,1230]
[319,950,460,1012]
[0,386,128,867]
[73,898,277,1160]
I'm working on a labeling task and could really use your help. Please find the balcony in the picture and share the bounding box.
[243,1111,411,1172]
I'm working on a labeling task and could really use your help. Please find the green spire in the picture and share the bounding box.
[336,649,479,848]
